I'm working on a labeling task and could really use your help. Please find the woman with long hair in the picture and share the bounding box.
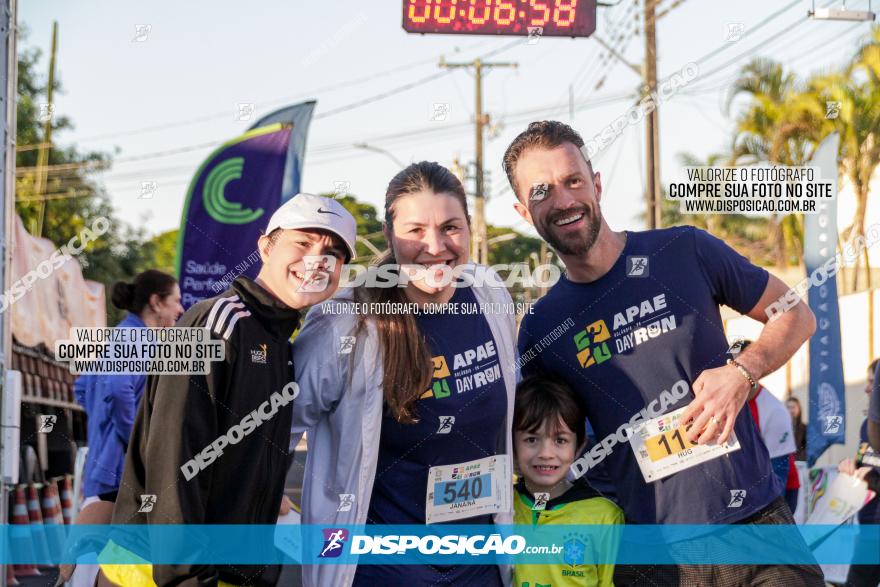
[293,161,517,586]
[786,396,807,462]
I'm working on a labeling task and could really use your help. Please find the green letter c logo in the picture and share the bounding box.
[202,157,265,225]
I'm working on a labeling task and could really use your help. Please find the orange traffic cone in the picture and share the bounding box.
[59,475,73,525]
[40,483,66,560]
[11,485,40,577]
[25,484,51,566]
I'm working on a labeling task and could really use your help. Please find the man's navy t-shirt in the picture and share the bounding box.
[859,419,880,524]
[870,361,880,426]
[355,286,506,586]
[518,226,783,524]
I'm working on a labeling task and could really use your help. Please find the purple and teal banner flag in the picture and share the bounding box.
[248,100,316,203]
[175,123,292,308]
[804,132,844,466]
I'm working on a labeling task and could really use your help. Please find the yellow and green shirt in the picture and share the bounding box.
[513,478,623,587]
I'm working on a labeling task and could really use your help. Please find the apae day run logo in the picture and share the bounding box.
[319,528,349,558]
[573,294,677,368]
[420,341,501,398]
[421,355,452,399]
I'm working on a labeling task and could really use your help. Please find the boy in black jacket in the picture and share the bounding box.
[103,193,356,587]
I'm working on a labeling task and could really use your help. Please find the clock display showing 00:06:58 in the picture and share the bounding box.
[407,0,580,28]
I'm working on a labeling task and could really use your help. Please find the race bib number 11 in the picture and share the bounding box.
[426,455,511,524]
[630,404,741,482]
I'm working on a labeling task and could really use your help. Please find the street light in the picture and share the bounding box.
[353,143,406,168]
[809,0,875,20]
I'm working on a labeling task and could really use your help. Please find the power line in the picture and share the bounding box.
[31,87,638,194]
[16,189,97,202]
[18,39,526,179]
[16,140,218,176]
[581,0,641,93]
[573,0,634,91]
[693,19,812,84]
[591,19,639,91]
[314,69,455,120]
[666,0,841,93]
[663,0,803,82]
[17,39,501,149]
[678,19,866,98]
[778,20,866,69]
[657,0,689,19]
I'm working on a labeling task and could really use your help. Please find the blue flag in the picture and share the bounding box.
[248,100,316,202]
[804,133,844,466]
[175,123,292,308]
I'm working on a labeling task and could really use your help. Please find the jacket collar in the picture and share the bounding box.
[231,277,301,340]
[120,312,146,328]
[515,476,600,510]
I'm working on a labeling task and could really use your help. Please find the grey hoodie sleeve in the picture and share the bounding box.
[290,304,353,447]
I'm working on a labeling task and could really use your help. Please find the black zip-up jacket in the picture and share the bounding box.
[111,277,300,586]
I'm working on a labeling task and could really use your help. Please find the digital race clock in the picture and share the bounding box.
[402,0,597,37]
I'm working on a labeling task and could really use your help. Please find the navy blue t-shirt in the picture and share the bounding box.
[870,361,880,426]
[355,286,506,586]
[518,226,783,524]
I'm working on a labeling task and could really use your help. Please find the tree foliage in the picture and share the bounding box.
[15,37,156,324]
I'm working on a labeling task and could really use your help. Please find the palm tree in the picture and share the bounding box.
[727,59,828,268]
[669,152,775,265]
[812,26,880,289]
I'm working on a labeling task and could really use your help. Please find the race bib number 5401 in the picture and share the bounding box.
[630,404,741,482]
[426,455,511,524]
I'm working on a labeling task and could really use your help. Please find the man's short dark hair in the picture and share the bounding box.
[502,120,591,199]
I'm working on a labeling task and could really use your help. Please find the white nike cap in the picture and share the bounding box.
[264,193,357,260]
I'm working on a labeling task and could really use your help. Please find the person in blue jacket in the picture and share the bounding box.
[74,269,182,503]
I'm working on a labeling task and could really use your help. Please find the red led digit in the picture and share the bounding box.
[468,0,492,25]
[529,0,550,26]
[408,0,432,23]
[435,0,457,23]
[553,0,577,26]
[494,0,516,25]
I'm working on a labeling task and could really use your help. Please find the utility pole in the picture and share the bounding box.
[0,2,17,586]
[34,21,57,237]
[539,241,549,298]
[643,0,661,229]
[440,57,516,265]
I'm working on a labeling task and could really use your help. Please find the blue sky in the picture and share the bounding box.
[20,0,875,239]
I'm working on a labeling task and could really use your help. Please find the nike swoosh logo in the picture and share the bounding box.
[317,207,341,216]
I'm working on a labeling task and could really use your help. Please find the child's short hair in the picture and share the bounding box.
[514,374,587,449]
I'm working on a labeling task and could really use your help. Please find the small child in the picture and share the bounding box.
[513,374,624,587]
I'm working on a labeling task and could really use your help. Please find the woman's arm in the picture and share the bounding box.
[290,304,354,443]
[107,373,146,445]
